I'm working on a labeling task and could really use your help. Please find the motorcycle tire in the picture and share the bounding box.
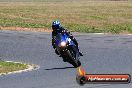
[66,50,81,68]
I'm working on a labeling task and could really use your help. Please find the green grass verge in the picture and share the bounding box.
[65,23,132,34]
[0,60,28,74]
[65,24,104,33]
[0,18,50,28]
[0,0,132,34]
[105,24,132,34]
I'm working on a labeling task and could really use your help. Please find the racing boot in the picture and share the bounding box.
[77,48,83,56]
[72,39,83,56]
[79,52,83,56]
[76,46,83,56]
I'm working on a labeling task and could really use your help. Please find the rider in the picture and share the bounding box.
[52,20,83,56]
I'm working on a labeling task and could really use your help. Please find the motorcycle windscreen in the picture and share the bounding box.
[55,33,75,46]
[55,33,68,45]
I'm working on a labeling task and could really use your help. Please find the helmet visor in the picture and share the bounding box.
[52,25,60,30]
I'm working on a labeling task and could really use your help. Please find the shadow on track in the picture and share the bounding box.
[45,66,75,70]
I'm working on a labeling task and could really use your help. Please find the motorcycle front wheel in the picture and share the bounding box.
[66,50,81,68]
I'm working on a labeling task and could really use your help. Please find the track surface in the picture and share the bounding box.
[0,30,132,88]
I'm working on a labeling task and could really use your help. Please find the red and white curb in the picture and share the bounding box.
[0,61,40,76]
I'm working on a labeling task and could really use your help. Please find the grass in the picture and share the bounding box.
[0,60,28,74]
[0,0,132,33]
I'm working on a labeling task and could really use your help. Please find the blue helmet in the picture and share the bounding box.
[52,20,61,31]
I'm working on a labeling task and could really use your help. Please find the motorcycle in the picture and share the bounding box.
[55,32,81,68]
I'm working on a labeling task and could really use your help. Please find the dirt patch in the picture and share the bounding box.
[0,27,52,32]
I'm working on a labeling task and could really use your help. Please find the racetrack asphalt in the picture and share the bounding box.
[0,30,132,88]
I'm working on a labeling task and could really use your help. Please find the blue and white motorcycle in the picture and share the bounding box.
[55,32,81,68]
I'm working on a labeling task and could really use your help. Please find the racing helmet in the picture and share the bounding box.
[52,20,61,31]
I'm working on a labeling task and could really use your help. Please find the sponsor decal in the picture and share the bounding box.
[76,67,131,85]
